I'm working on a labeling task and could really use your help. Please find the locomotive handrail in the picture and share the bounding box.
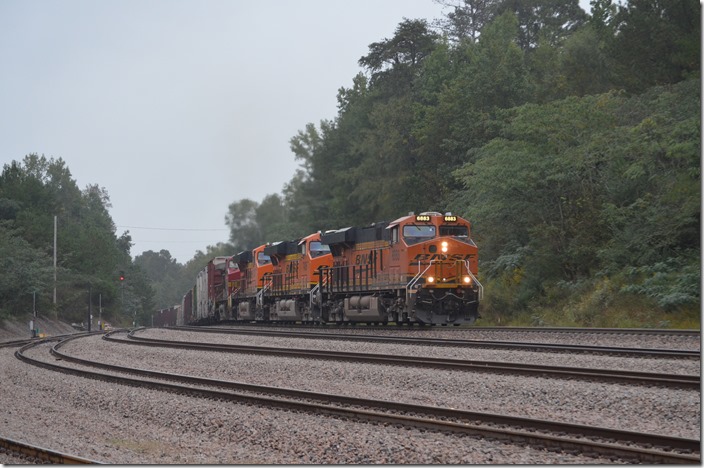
[256,278,273,307]
[309,283,320,314]
[406,260,436,295]
[464,260,484,301]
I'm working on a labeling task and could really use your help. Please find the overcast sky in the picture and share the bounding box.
[0,0,591,264]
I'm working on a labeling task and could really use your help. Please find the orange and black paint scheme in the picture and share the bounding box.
[180,211,481,326]
[319,212,481,325]
[263,232,333,322]
[232,244,274,321]
[232,234,333,322]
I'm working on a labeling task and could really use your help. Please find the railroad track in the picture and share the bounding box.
[171,325,701,359]
[16,335,701,464]
[0,338,33,349]
[217,320,701,336]
[0,435,99,464]
[0,331,91,350]
[472,326,701,337]
[113,330,700,389]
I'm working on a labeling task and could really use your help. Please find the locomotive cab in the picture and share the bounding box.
[392,212,482,324]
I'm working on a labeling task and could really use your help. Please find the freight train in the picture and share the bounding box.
[157,211,482,327]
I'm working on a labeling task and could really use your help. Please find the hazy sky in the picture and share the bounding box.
[1,0,591,264]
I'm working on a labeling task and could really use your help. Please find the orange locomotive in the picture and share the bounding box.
[232,244,274,321]
[264,232,332,322]
[232,233,332,322]
[318,211,482,325]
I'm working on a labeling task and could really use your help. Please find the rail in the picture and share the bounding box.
[16,333,700,464]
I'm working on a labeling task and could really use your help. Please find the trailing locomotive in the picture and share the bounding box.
[162,211,482,327]
[228,232,333,322]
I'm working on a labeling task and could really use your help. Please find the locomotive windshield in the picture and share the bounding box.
[309,241,331,258]
[257,252,271,266]
[440,225,468,238]
[403,225,436,245]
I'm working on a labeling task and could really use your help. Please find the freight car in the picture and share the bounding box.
[189,255,241,324]
[153,305,179,327]
[169,211,481,326]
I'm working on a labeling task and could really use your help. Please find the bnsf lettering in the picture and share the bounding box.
[411,253,474,263]
[355,253,373,265]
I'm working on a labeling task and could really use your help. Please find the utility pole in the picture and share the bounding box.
[53,215,57,308]
[87,284,92,332]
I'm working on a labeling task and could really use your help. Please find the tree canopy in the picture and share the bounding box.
[223,0,700,326]
[0,155,154,325]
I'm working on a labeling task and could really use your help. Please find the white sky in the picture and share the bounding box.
[0,0,591,264]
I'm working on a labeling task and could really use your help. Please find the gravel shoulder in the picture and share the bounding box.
[0,346,619,464]
[1,327,700,464]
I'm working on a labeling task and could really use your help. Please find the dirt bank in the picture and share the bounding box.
[0,314,77,342]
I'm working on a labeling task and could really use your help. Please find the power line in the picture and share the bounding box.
[116,225,228,232]
[134,240,230,244]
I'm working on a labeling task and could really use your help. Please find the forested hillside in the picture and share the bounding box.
[2,0,699,328]
[223,0,700,326]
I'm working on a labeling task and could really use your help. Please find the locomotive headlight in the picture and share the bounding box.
[463,276,471,284]
[427,276,435,283]
[441,241,448,253]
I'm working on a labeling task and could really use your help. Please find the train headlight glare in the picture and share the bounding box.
[427,276,435,283]
[463,276,471,284]
[441,241,448,253]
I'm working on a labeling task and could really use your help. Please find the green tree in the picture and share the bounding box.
[358,18,439,95]
[225,198,262,251]
[609,0,700,92]
[0,155,154,325]
[452,79,700,317]
[496,0,588,50]
[134,249,183,308]
[434,0,501,43]
[0,223,54,319]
